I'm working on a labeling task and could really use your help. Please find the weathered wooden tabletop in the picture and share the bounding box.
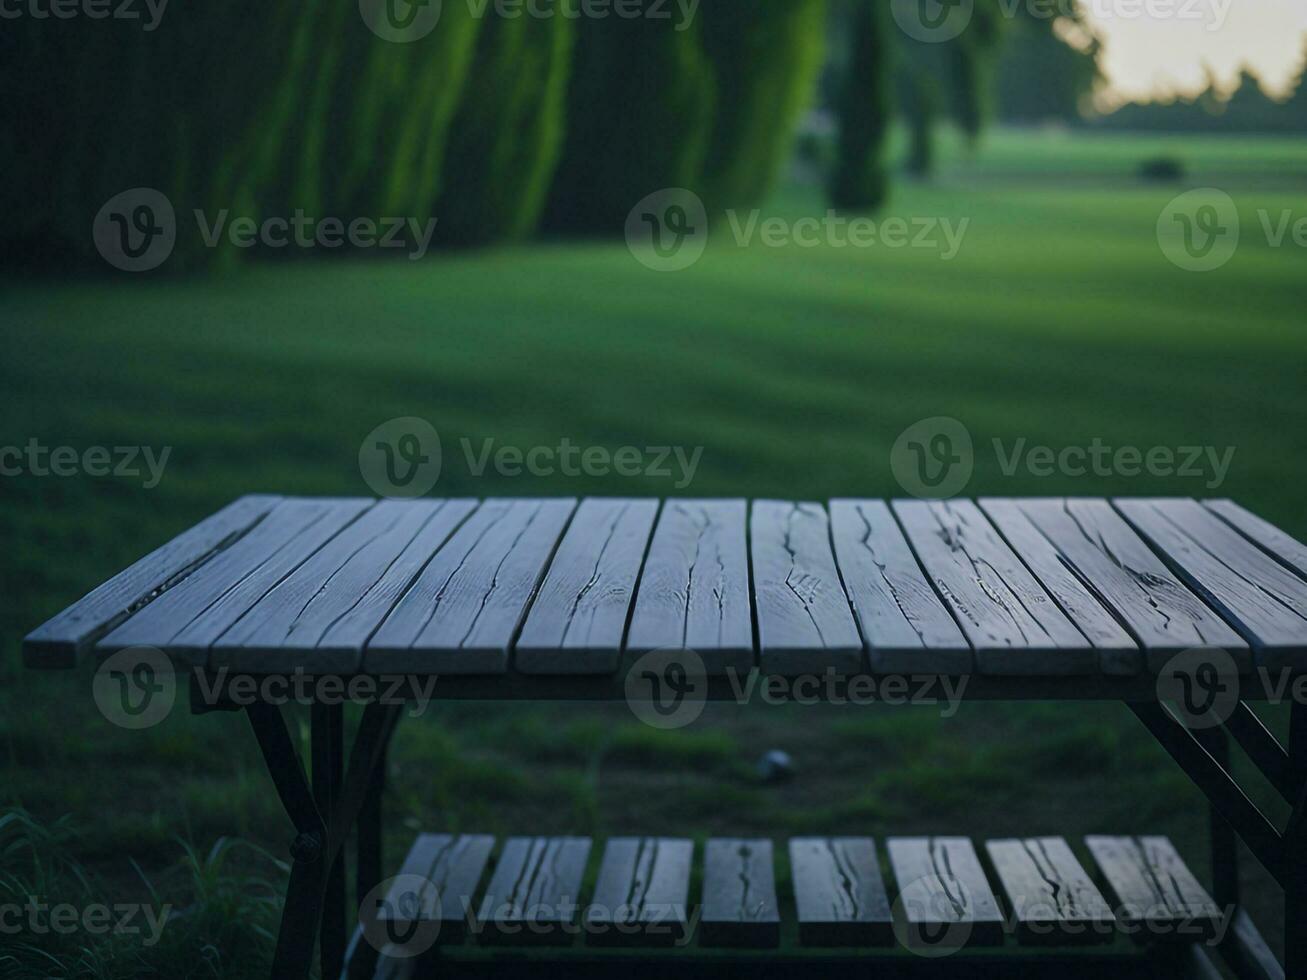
[22,496,1307,698]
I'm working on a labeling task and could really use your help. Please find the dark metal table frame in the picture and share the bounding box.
[220,673,1307,980]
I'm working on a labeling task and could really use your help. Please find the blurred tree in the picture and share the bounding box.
[828,0,893,210]
[437,5,576,244]
[542,7,715,235]
[900,66,940,178]
[700,0,827,211]
[996,5,1102,123]
[949,0,1007,145]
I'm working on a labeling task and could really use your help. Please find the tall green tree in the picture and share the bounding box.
[437,4,576,245]
[543,4,715,235]
[829,0,893,210]
[700,0,827,211]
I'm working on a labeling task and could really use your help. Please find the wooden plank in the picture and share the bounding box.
[96,498,373,665]
[892,499,1096,675]
[624,499,754,675]
[1205,499,1307,581]
[1084,835,1223,942]
[209,500,476,674]
[829,499,971,674]
[477,837,591,946]
[984,837,1114,945]
[366,499,577,675]
[378,833,495,944]
[1226,908,1285,980]
[977,499,1139,675]
[701,838,779,948]
[789,837,893,947]
[887,837,1005,948]
[981,498,1248,674]
[1115,498,1307,671]
[584,837,692,947]
[516,499,659,675]
[23,494,281,667]
[750,501,862,676]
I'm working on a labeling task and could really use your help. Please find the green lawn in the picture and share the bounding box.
[2,130,1305,974]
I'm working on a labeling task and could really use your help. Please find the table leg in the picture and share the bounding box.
[314,703,347,980]
[1194,727,1240,908]
[348,735,388,980]
[1286,701,1307,979]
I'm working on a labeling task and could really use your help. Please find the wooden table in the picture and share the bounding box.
[23,496,1307,979]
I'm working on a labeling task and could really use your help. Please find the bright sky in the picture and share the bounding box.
[1082,0,1307,103]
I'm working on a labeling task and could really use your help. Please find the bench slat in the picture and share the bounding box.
[790,837,893,947]
[624,499,753,674]
[751,501,862,676]
[585,837,692,947]
[701,838,779,948]
[979,500,1140,675]
[1085,835,1223,942]
[516,499,660,675]
[893,500,1096,674]
[209,500,475,673]
[1205,499,1307,580]
[23,494,281,667]
[1115,499,1307,670]
[984,837,1114,945]
[477,836,591,946]
[829,500,971,674]
[98,498,373,665]
[367,499,577,674]
[887,837,1005,948]
[982,499,1248,673]
[380,833,495,943]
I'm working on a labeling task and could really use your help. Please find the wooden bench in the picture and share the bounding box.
[22,495,1307,980]
[352,832,1236,977]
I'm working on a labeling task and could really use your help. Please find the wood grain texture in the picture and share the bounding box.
[789,837,893,947]
[982,498,1247,674]
[893,500,1095,675]
[23,494,281,667]
[208,500,476,674]
[1115,498,1307,671]
[584,837,692,947]
[1084,835,1223,942]
[984,837,1114,945]
[1205,499,1307,581]
[978,499,1138,675]
[366,499,577,675]
[829,500,971,674]
[477,837,591,946]
[97,498,374,666]
[701,838,779,948]
[624,499,754,675]
[380,833,495,943]
[516,499,659,675]
[750,501,862,676]
[887,837,1005,948]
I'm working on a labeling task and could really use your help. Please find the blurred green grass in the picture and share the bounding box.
[1,129,1304,968]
